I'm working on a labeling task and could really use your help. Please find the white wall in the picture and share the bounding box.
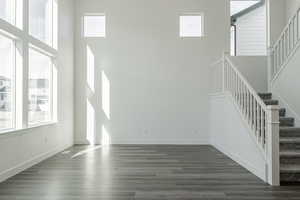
[268,0,300,46]
[268,0,286,46]
[270,0,300,126]
[286,0,300,21]
[74,0,230,145]
[210,94,267,182]
[230,56,268,92]
[0,0,74,182]
[235,4,267,55]
[272,46,300,126]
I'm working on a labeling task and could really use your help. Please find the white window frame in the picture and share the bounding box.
[0,0,58,135]
[28,0,57,48]
[179,13,205,38]
[83,14,106,38]
[28,45,54,127]
[0,0,23,29]
[0,31,17,132]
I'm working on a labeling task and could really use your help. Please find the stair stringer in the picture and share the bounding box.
[210,93,267,182]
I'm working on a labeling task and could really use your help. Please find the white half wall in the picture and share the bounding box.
[286,0,300,21]
[0,0,74,182]
[268,0,300,46]
[74,0,230,145]
[272,46,300,127]
[230,56,268,93]
[210,94,267,182]
[267,0,286,46]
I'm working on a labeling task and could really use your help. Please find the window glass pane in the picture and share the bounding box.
[180,15,203,37]
[28,48,52,124]
[84,15,106,37]
[0,34,15,131]
[0,0,15,25]
[29,0,53,45]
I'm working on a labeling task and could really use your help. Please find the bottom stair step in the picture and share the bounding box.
[281,173,300,183]
[281,164,300,183]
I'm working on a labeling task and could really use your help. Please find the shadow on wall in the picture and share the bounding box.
[86,45,111,146]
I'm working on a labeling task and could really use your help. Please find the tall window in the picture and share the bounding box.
[0,0,22,28]
[0,0,57,133]
[29,0,54,46]
[28,48,52,125]
[0,0,15,25]
[0,34,15,131]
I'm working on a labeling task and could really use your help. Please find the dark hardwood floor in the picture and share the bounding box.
[1,145,300,199]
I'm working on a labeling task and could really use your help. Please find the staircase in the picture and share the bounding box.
[259,93,300,184]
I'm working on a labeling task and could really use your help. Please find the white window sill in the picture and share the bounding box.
[0,121,58,137]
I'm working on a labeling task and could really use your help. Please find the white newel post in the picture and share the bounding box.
[267,47,273,92]
[266,105,280,186]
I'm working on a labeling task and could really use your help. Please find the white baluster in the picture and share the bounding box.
[261,109,265,146]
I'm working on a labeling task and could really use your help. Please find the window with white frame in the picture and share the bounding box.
[0,0,22,28]
[180,15,204,37]
[29,0,56,46]
[0,34,15,131]
[0,0,57,133]
[0,0,16,25]
[28,48,52,125]
[83,15,106,37]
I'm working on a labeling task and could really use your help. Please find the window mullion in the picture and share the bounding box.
[22,42,29,128]
[22,0,29,128]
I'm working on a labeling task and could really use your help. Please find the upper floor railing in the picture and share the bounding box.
[269,8,300,85]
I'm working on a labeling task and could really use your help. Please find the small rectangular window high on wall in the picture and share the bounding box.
[83,15,106,37]
[180,15,204,37]
[0,34,15,131]
[28,48,53,125]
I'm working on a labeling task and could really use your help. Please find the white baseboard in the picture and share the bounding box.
[74,140,91,145]
[0,143,73,183]
[212,142,266,182]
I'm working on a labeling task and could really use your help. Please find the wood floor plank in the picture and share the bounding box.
[1,145,300,199]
